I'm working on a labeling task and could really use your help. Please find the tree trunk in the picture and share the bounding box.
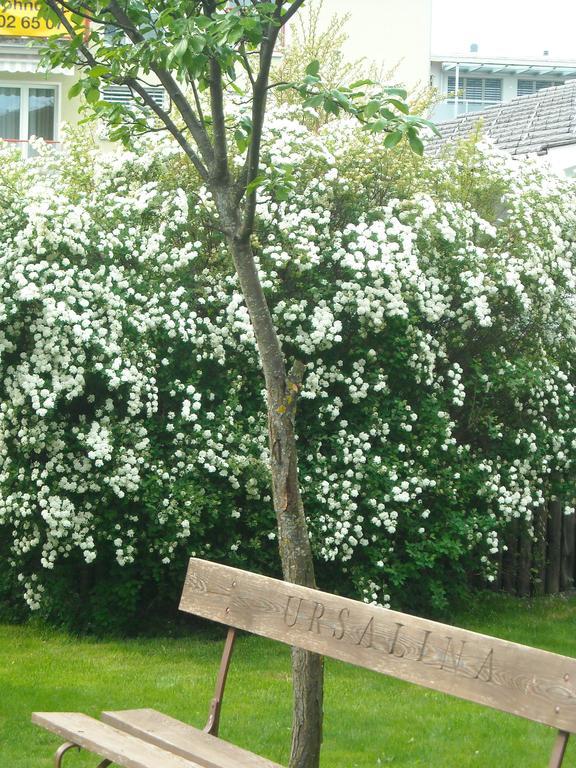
[223,229,323,768]
[269,402,323,768]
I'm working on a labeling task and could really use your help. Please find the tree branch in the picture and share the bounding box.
[236,15,280,240]
[45,1,210,180]
[49,0,132,30]
[279,0,307,27]
[45,0,99,66]
[126,81,210,180]
[106,0,216,168]
[239,41,256,87]
[191,81,206,127]
[208,56,230,183]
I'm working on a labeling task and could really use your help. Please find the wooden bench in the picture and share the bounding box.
[34,557,576,767]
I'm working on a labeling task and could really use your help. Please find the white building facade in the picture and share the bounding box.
[0,5,81,154]
[319,0,432,91]
[430,51,576,122]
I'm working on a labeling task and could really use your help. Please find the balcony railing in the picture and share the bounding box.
[1,138,62,157]
[432,99,502,123]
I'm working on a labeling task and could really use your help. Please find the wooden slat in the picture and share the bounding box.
[32,713,205,768]
[180,558,576,734]
[102,709,284,768]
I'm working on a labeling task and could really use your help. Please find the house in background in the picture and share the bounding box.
[0,7,81,154]
[3,0,574,165]
[428,79,576,177]
[430,48,576,122]
[0,6,171,154]
[0,0,435,154]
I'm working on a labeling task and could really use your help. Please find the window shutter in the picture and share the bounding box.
[464,78,482,101]
[484,78,502,101]
[518,79,565,96]
[447,77,502,103]
[101,85,166,109]
[517,80,534,96]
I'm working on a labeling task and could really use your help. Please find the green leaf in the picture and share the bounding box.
[363,100,381,119]
[173,38,188,61]
[88,65,110,78]
[246,173,266,196]
[303,94,324,109]
[189,35,205,54]
[227,26,245,44]
[349,78,374,89]
[385,87,408,99]
[416,117,441,135]
[384,130,404,149]
[275,186,291,202]
[194,15,212,30]
[330,90,352,109]
[305,59,320,77]
[388,98,410,115]
[364,118,390,133]
[324,99,340,115]
[234,131,249,154]
[68,81,84,98]
[85,87,100,104]
[408,131,425,156]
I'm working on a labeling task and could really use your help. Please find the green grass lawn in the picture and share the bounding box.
[1,592,575,767]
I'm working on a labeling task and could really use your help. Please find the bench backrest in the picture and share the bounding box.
[179,558,576,735]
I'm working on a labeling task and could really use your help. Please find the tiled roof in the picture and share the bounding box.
[428,80,576,157]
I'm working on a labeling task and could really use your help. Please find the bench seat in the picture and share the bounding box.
[102,708,284,768]
[31,712,206,768]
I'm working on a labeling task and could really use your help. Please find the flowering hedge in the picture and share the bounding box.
[0,119,575,631]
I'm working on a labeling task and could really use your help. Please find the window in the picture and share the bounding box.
[484,79,502,101]
[0,87,20,140]
[101,84,167,109]
[0,84,57,150]
[464,77,482,101]
[447,76,502,103]
[517,79,564,97]
[28,88,55,141]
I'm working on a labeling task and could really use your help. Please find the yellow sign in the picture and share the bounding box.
[0,1,75,37]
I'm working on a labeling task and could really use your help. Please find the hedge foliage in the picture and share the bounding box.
[0,117,575,632]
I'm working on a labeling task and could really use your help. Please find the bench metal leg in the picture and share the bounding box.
[96,761,112,767]
[54,742,80,768]
[549,730,570,768]
[204,626,237,736]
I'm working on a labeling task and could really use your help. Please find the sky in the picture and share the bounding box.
[432,0,576,60]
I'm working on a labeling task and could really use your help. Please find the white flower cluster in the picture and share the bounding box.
[0,114,575,615]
